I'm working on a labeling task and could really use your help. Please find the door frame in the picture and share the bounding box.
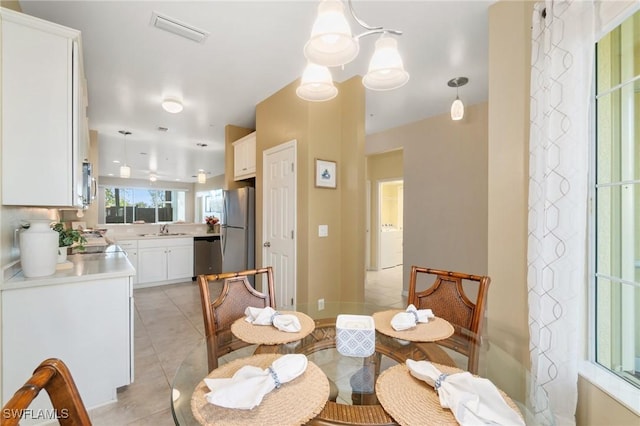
[262,139,297,305]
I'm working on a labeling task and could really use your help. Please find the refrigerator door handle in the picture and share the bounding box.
[221,226,226,261]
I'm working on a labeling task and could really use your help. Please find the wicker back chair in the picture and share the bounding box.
[408,266,490,373]
[2,358,91,426]
[197,267,276,371]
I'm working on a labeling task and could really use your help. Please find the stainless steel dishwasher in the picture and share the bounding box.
[194,236,222,276]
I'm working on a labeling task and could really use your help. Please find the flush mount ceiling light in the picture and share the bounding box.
[162,98,183,114]
[298,0,408,101]
[118,130,131,178]
[448,77,468,121]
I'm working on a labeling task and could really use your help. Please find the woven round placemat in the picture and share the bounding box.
[230,311,315,344]
[372,310,455,342]
[376,363,523,426]
[191,354,329,426]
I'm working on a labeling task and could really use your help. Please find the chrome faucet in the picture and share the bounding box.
[160,224,169,234]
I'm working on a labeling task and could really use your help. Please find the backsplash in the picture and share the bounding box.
[100,223,209,242]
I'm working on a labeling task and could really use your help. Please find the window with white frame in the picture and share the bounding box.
[594,10,640,389]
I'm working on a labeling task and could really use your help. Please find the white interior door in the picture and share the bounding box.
[262,140,297,307]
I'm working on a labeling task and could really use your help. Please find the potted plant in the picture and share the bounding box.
[52,222,87,262]
[205,216,219,233]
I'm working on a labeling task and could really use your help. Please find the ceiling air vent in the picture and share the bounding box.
[150,12,209,43]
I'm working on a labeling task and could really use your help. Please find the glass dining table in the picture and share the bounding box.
[170,302,552,426]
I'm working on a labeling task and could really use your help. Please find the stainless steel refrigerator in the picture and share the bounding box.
[221,187,255,274]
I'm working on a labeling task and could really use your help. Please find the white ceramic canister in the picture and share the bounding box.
[19,219,58,278]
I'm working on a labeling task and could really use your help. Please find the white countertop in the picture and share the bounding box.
[113,232,220,241]
[2,250,136,291]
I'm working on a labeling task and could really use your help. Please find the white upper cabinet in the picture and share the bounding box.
[1,9,88,207]
[233,132,256,181]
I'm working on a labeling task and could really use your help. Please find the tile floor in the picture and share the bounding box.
[88,265,405,425]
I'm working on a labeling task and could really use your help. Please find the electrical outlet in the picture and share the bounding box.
[318,224,328,237]
[317,298,325,310]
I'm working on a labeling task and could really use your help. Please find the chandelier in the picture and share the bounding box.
[297,0,409,102]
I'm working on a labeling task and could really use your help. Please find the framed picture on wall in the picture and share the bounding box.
[315,159,337,189]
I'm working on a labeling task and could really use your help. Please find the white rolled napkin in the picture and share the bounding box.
[390,304,435,331]
[204,354,308,409]
[406,359,525,426]
[244,306,302,332]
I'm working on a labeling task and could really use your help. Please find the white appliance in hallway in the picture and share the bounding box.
[379,180,403,269]
[221,187,255,274]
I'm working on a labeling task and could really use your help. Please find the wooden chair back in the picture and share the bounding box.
[197,267,276,371]
[2,358,91,426]
[408,266,490,373]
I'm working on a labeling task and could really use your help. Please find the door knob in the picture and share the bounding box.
[263,242,271,247]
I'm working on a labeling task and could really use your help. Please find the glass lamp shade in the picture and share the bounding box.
[162,98,183,114]
[197,170,206,184]
[362,36,409,91]
[304,0,359,67]
[296,63,338,102]
[119,164,131,178]
[451,97,464,121]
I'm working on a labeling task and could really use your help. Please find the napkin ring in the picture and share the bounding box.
[268,367,282,389]
[434,373,448,391]
[270,311,281,323]
[409,310,420,323]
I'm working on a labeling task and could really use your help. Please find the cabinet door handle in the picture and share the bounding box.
[263,242,271,248]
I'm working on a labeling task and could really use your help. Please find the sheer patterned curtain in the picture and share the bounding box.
[528,1,594,424]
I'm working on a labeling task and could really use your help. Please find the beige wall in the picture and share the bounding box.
[488,1,638,424]
[0,1,20,12]
[366,150,403,269]
[255,77,365,306]
[367,103,489,291]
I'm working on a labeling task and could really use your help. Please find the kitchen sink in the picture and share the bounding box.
[138,232,189,237]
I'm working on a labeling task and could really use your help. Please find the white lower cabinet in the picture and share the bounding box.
[137,237,194,286]
[1,276,133,419]
[118,240,138,285]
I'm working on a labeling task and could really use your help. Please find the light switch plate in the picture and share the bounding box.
[318,224,328,237]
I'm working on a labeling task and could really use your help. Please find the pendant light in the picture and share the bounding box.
[296,62,338,102]
[448,77,468,121]
[298,0,407,100]
[196,143,207,184]
[304,0,359,67]
[362,35,409,91]
[119,130,131,178]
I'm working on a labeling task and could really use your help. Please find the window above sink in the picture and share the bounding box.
[101,186,186,224]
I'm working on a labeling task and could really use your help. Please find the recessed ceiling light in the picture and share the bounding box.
[112,160,120,164]
[162,98,183,114]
